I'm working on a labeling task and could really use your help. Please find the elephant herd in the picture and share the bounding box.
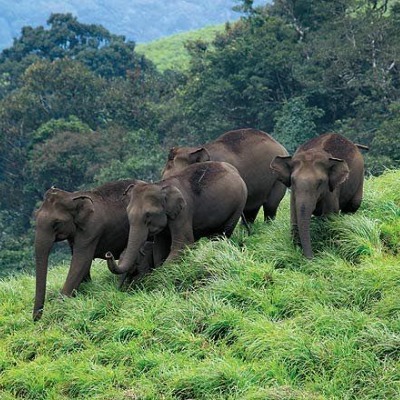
[33,129,366,321]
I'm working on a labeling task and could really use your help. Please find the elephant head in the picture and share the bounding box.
[162,146,210,178]
[106,182,186,274]
[271,151,349,258]
[33,187,94,321]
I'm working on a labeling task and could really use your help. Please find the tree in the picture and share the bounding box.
[0,13,156,98]
[27,129,104,194]
[367,101,400,174]
[179,13,301,143]
[95,129,164,184]
[22,59,105,128]
[273,97,324,153]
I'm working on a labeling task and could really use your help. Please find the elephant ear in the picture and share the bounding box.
[270,155,293,187]
[162,185,186,220]
[122,181,145,199]
[72,195,95,228]
[328,158,350,191]
[189,147,210,164]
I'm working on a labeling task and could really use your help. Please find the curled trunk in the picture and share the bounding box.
[33,232,55,321]
[106,225,148,274]
[105,252,120,273]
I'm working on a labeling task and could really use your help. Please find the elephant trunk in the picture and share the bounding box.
[106,225,148,274]
[296,201,315,259]
[33,231,55,321]
[105,252,119,273]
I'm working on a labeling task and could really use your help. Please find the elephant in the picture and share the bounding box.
[33,179,148,321]
[270,133,366,259]
[162,128,289,223]
[106,161,248,275]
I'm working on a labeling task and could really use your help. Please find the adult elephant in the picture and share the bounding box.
[106,161,247,275]
[33,179,145,321]
[162,128,288,222]
[271,133,366,259]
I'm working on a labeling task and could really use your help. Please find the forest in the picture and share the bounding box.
[0,0,400,273]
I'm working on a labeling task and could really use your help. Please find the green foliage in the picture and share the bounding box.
[170,0,400,152]
[0,13,151,95]
[95,129,165,184]
[0,171,399,399]
[27,130,104,193]
[22,59,106,128]
[273,96,325,153]
[31,116,92,145]
[367,102,400,174]
[178,15,301,141]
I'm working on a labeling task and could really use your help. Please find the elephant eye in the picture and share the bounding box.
[144,212,151,223]
[53,220,62,229]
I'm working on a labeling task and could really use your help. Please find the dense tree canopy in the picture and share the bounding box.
[0,2,399,268]
[0,13,154,96]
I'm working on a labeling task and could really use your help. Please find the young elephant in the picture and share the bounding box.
[33,179,145,321]
[162,128,288,222]
[106,161,247,275]
[271,133,366,259]
[116,241,155,289]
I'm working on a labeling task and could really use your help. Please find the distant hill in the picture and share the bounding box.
[0,0,270,51]
[136,25,225,72]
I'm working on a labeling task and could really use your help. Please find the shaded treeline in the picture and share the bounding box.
[0,0,399,270]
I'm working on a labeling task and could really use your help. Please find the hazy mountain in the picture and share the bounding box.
[0,0,269,50]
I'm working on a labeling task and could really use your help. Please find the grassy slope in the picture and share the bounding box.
[136,25,224,71]
[0,170,399,399]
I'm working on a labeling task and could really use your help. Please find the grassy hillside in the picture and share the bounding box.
[0,170,399,399]
[136,25,225,71]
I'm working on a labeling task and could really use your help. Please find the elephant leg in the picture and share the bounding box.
[68,239,93,282]
[342,182,363,213]
[263,181,287,221]
[133,242,155,280]
[222,208,244,238]
[241,213,252,235]
[153,231,171,267]
[167,220,194,263]
[117,273,129,289]
[61,241,97,296]
[243,207,260,224]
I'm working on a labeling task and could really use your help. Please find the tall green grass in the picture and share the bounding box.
[0,170,399,399]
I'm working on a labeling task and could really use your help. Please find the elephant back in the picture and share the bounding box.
[298,133,361,166]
